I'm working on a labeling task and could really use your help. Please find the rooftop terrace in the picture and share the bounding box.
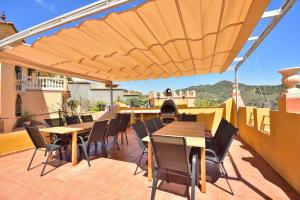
[0,128,299,200]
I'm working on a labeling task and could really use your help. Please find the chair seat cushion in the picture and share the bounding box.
[190,147,219,163]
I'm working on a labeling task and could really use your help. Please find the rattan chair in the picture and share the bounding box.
[145,119,157,134]
[181,113,197,122]
[153,117,164,129]
[132,121,148,175]
[80,115,93,122]
[104,118,121,151]
[117,114,131,144]
[205,118,229,150]
[77,120,108,166]
[206,122,238,177]
[44,118,69,149]
[44,118,64,127]
[150,135,199,200]
[25,125,68,176]
[64,115,81,125]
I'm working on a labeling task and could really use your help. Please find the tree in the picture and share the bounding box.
[195,98,219,107]
[126,97,148,107]
[89,100,106,111]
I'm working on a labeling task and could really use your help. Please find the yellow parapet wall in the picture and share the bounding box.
[119,97,235,134]
[178,107,223,133]
[0,130,33,156]
[239,107,300,194]
[0,130,50,156]
[0,98,235,156]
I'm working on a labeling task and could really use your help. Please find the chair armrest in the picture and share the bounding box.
[51,133,59,141]
[52,138,62,146]
[48,138,63,152]
[78,136,85,144]
[205,148,218,157]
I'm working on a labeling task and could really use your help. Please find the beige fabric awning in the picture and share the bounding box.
[0,0,269,83]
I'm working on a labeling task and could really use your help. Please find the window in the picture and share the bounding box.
[27,68,35,76]
[15,66,22,80]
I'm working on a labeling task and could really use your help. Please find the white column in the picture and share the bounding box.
[235,69,239,128]
[110,81,113,118]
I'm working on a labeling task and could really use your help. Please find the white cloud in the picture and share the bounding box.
[34,0,55,12]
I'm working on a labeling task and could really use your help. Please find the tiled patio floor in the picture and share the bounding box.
[0,129,299,200]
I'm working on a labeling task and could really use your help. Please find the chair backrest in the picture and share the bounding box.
[25,125,47,149]
[80,115,93,122]
[87,120,108,144]
[116,113,122,119]
[150,135,191,175]
[105,118,121,138]
[145,119,157,134]
[213,118,229,147]
[181,114,197,122]
[44,118,64,127]
[216,123,238,162]
[132,121,148,150]
[118,114,131,132]
[65,115,81,125]
[153,117,163,129]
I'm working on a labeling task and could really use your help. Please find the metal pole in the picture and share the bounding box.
[234,0,296,71]
[235,69,239,128]
[110,81,113,118]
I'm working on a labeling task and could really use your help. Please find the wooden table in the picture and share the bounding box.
[40,122,94,166]
[142,121,206,193]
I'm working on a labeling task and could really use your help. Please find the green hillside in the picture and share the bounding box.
[177,80,298,109]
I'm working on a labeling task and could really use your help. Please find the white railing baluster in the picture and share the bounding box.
[16,75,66,91]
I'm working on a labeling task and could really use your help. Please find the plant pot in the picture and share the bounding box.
[278,67,300,93]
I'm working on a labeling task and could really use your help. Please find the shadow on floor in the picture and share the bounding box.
[238,141,300,200]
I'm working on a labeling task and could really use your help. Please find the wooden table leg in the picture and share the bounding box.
[148,142,153,182]
[141,114,144,122]
[71,132,78,166]
[200,147,206,193]
[121,132,124,144]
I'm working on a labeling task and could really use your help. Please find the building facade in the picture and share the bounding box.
[68,80,139,110]
[148,89,196,108]
[0,20,68,133]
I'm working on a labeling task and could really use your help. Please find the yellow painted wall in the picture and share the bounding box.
[0,129,51,156]
[0,130,33,155]
[119,100,236,134]
[0,63,18,132]
[219,98,233,122]
[21,91,63,121]
[0,62,65,132]
[178,107,223,133]
[239,106,300,193]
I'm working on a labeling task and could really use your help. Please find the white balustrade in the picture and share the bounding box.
[16,75,66,91]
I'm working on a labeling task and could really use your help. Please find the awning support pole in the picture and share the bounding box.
[234,0,296,71]
[110,81,113,118]
[235,69,239,128]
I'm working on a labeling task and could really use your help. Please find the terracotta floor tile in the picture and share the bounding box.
[0,181,44,200]
[0,129,299,200]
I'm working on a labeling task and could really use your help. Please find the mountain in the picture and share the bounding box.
[177,80,297,109]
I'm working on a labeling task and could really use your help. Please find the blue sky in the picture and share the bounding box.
[2,0,300,94]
